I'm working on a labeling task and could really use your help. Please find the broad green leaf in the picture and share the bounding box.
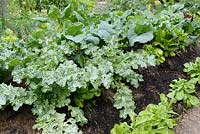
[86,36,100,45]
[65,34,85,43]
[73,11,84,22]
[175,90,184,101]
[167,91,175,99]
[48,5,61,20]
[134,24,153,35]
[65,23,83,36]
[61,4,72,19]
[128,31,154,46]
[97,21,115,41]
[189,96,200,106]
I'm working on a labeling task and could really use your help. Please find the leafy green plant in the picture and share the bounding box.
[111,94,177,134]
[11,0,96,11]
[167,78,200,107]
[184,57,200,84]
[111,58,200,134]
[73,86,101,108]
[113,82,136,118]
[108,0,146,11]
[111,56,200,134]
[128,23,154,46]
[0,83,36,110]
[0,1,200,133]
[0,3,156,133]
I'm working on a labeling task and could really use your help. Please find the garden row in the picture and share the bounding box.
[0,0,200,133]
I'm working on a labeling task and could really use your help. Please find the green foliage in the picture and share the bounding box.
[5,1,41,38]
[128,24,154,46]
[142,4,200,63]
[10,0,96,11]
[181,0,200,14]
[0,84,36,111]
[0,1,200,133]
[184,57,200,84]
[167,78,200,107]
[108,0,146,11]
[111,56,200,134]
[33,113,82,134]
[73,86,101,108]
[0,2,157,133]
[68,106,88,126]
[111,122,132,134]
[111,94,177,134]
[113,82,136,118]
[166,57,200,107]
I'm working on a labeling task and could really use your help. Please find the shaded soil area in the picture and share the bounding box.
[81,95,121,134]
[135,44,200,113]
[0,43,200,134]
[0,106,38,134]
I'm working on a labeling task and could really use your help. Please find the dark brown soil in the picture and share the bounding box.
[81,94,121,134]
[0,43,200,134]
[0,106,38,134]
[134,44,200,113]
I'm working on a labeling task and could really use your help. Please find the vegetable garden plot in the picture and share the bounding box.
[0,39,199,134]
[0,0,200,134]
